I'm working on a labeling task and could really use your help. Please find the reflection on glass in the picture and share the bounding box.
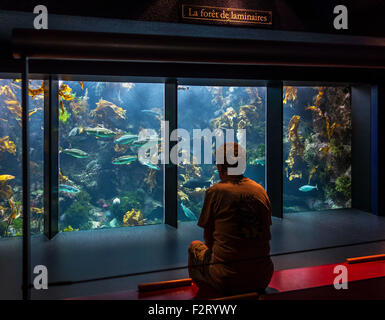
[177,86,266,222]
[283,86,352,213]
[0,79,44,238]
[58,81,164,232]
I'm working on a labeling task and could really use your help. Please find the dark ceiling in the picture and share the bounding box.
[0,0,384,37]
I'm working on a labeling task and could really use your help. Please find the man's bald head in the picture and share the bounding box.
[215,142,246,176]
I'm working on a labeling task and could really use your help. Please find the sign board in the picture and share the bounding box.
[181,4,272,27]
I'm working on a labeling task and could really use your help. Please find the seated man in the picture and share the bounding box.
[188,142,274,295]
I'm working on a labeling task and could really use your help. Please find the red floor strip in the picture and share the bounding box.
[269,260,385,292]
[70,260,385,300]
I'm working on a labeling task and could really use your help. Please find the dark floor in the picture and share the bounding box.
[0,208,384,300]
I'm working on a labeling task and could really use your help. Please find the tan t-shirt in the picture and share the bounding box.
[198,176,273,292]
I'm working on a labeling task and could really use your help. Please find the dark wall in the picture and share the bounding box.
[0,0,384,37]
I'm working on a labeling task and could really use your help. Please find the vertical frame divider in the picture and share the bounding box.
[44,77,59,239]
[164,79,178,227]
[351,86,372,212]
[372,83,384,216]
[266,82,283,218]
[22,56,31,300]
[371,85,378,215]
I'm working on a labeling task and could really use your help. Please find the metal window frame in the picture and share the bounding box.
[21,56,31,301]
[12,27,382,300]
[43,77,59,239]
[16,71,380,300]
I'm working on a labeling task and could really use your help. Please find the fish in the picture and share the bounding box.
[299,184,318,192]
[83,126,116,138]
[59,184,80,194]
[61,148,89,159]
[141,109,161,116]
[132,138,161,148]
[141,161,160,170]
[114,134,139,145]
[79,81,84,90]
[181,202,196,220]
[182,179,211,189]
[112,155,137,165]
[0,175,15,182]
[31,207,44,214]
[68,127,79,137]
[251,157,265,166]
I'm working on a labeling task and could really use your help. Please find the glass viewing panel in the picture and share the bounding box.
[177,85,266,222]
[283,86,352,213]
[0,78,44,238]
[58,81,164,232]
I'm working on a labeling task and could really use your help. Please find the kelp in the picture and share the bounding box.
[285,115,305,181]
[283,86,297,104]
[90,98,126,121]
[144,169,157,193]
[0,136,16,155]
[59,104,71,123]
[28,81,44,99]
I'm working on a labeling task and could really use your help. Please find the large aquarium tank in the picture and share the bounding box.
[177,85,266,222]
[58,81,164,232]
[0,79,353,238]
[283,86,352,213]
[0,78,44,238]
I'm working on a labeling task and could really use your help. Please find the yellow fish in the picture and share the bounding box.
[28,107,42,117]
[79,81,84,90]
[0,175,15,182]
[31,207,44,214]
